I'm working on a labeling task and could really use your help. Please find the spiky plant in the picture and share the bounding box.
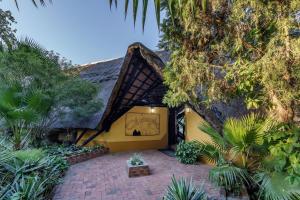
[163,175,207,200]
[129,153,144,166]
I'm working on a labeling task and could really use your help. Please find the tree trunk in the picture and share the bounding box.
[269,92,294,123]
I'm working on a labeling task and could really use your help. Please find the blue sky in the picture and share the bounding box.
[1,0,161,64]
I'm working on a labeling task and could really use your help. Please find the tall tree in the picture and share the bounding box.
[0,8,16,49]
[159,0,300,124]
[0,39,102,147]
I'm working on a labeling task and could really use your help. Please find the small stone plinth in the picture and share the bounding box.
[66,147,109,165]
[127,160,150,178]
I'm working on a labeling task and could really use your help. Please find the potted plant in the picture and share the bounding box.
[127,153,150,177]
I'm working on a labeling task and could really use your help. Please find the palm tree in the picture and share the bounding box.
[198,113,300,199]
[0,82,51,150]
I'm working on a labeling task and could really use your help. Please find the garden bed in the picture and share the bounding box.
[66,147,109,165]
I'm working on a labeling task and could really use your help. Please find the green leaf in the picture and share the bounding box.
[255,172,300,200]
[142,0,149,31]
[124,0,129,18]
[133,0,139,27]
[154,0,160,29]
[109,0,113,9]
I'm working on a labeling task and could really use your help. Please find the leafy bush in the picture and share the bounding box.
[175,141,202,164]
[255,123,300,200]
[129,153,144,166]
[266,124,300,184]
[163,175,207,200]
[0,147,68,200]
[14,149,45,163]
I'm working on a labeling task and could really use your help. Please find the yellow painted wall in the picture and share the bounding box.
[77,106,168,152]
[185,108,215,165]
[185,109,213,144]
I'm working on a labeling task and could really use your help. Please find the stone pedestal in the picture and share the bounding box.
[127,160,150,177]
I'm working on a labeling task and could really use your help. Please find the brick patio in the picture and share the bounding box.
[53,150,220,200]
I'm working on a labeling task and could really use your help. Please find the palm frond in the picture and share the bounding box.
[199,143,225,165]
[154,0,161,28]
[142,0,149,31]
[199,122,226,151]
[13,0,52,10]
[257,116,278,139]
[224,113,265,152]
[255,172,300,200]
[19,37,47,55]
[132,0,139,26]
[209,164,252,190]
[14,0,19,10]
[124,0,130,18]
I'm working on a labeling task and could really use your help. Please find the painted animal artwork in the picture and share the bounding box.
[125,113,160,136]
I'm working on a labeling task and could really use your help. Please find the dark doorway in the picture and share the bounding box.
[168,107,185,146]
[176,109,185,143]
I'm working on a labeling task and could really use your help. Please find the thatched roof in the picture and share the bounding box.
[53,42,248,134]
[52,43,170,130]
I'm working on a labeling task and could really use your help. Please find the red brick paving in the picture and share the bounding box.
[53,150,220,200]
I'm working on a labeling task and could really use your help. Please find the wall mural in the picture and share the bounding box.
[125,112,160,136]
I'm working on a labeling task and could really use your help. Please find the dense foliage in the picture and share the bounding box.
[0,40,102,149]
[0,141,68,200]
[45,144,104,157]
[160,0,300,123]
[264,124,300,185]
[0,140,106,199]
[175,141,202,164]
[198,114,300,199]
[163,175,207,200]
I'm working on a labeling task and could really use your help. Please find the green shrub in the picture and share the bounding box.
[163,175,207,200]
[7,175,49,200]
[175,141,202,164]
[14,149,45,163]
[266,124,300,184]
[0,149,69,199]
[45,144,104,157]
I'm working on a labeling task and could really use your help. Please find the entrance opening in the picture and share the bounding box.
[176,109,185,143]
[168,107,186,149]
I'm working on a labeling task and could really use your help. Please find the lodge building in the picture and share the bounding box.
[52,43,247,152]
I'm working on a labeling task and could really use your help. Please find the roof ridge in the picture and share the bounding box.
[80,57,123,67]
